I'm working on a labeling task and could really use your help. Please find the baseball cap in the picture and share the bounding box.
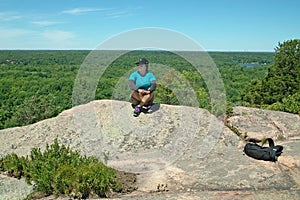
[135,58,149,65]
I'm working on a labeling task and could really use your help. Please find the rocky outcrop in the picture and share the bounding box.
[0,101,299,199]
[226,106,300,140]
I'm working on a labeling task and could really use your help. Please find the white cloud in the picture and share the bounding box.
[105,11,133,19]
[62,8,108,15]
[42,30,75,42]
[0,12,22,21]
[0,27,80,49]
[0,27,37,49]
[0,27,33,38]
[31,21,61,26]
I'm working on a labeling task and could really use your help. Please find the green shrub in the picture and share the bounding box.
[53,165,82,198]
[1,153,28,179]
[0,138,136,198]
[282,92,300,114]
[267,92,300,114]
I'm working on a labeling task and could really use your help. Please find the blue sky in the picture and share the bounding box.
[0,0,299,51]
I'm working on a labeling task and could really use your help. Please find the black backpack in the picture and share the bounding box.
[244,138,283,162]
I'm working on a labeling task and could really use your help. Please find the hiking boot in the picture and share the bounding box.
[143,104,152,110]
[133,106,141,117]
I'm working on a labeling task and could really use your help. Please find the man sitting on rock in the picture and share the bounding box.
[128,58,157,117]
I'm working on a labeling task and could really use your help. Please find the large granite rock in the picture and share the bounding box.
[0,101,299,199]
[226,106,300,140]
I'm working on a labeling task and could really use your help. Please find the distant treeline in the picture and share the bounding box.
[0,44,298,129]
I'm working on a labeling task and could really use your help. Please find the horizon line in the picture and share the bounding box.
[0,48,275,53]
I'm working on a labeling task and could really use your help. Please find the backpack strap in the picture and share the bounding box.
[266,138,275,147]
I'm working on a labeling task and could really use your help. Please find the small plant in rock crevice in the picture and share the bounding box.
[156,183,168,192]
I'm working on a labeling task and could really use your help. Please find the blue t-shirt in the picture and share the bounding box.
[129,71,156,90]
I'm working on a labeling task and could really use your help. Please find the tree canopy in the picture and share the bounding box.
[0,50,277,129]
[241,39,300,114]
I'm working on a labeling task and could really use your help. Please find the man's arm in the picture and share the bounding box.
[128,80,138,91]
[148,81,156,93]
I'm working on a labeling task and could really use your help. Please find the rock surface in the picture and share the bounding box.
[0,100,299,199]
[226,106,300,140]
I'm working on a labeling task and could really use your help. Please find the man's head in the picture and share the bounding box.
[136,58,149,75]
[135,58,149,66]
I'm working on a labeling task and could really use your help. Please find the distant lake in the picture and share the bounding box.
[239,63,262,68]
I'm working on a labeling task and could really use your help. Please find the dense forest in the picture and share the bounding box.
[0,39,299,129]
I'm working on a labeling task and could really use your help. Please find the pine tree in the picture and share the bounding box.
[262,39,300,104]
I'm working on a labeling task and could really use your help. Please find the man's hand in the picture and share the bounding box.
[138,89,150,95]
